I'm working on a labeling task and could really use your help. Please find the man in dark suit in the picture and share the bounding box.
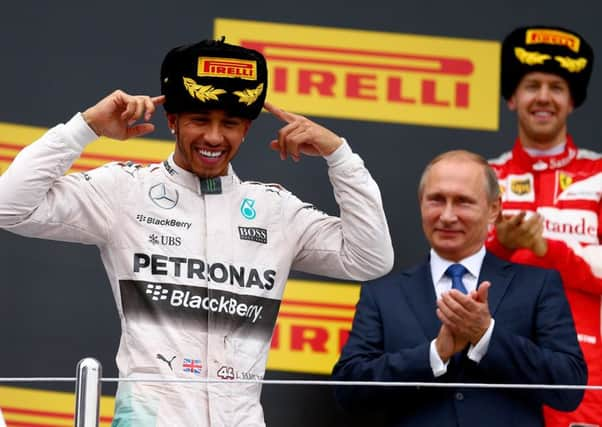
[332,150,586,426]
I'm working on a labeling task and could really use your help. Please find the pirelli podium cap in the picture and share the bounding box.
[161,38,268,119]
[501,26,594,107]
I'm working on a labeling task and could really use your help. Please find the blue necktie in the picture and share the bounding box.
[445,264,468,294]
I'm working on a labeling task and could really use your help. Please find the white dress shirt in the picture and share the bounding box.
[428,246,495,377]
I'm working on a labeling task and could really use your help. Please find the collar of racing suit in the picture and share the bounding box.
[160,153,241,194]
[513,134,578,172]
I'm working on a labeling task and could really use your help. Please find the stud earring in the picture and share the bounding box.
[170,129,175,135]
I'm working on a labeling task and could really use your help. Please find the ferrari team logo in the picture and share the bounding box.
[559,172,573,191]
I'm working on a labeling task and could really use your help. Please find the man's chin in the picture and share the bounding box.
[525,125,561,141]
[434,230,462,239]
[192,165,226,179]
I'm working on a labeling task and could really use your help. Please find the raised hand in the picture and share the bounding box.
[437,281,492,345]
[435,323,469,363]
[263,101,343,161]
[495,211,548,256]
[82,90,165,140]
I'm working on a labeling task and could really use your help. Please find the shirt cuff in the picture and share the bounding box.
[324,138,352,167]
[467,318,495,363]
[62,113,101,150]
[429,339,449,377]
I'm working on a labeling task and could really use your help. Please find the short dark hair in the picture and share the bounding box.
[417,150,500,203]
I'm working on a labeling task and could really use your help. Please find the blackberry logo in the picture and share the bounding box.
[138,282,265,323]
[136,214,192,230]
[146,284,169,301]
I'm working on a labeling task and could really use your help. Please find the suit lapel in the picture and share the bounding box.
[397,253,514,340]
[398,260,440,339]
[477,252,514,315]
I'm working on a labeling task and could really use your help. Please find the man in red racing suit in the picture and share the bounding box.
[488,26,602,426]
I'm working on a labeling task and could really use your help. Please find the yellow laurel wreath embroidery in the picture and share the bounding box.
[182,77,226,102]
[555,56,588,73]
[514,47,550,65]
[233,83,264,106]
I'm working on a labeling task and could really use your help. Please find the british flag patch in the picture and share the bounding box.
[182,358,202,375]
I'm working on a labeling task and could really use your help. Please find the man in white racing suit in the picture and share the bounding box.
[0,39,394,426]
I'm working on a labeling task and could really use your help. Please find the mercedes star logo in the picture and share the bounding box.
[149,183,179,209]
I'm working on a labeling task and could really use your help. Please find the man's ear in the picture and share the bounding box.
[488,196,502,225]
[506,96,517,111]
[166,113,177,133]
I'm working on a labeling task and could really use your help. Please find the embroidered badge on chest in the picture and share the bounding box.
[240,198,257,220]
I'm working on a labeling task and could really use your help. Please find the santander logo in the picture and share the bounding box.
[539,208,598,244]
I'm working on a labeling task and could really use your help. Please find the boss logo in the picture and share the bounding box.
[238,226,268,244]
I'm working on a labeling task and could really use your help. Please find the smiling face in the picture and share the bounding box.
[420,155,500,262]
[508,71,574,150]
[168,110,251,178]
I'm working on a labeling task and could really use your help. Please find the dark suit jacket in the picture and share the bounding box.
[332,252,586,427]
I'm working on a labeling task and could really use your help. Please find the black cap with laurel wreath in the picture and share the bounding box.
[501,26,594,107]
[160,38,268,119]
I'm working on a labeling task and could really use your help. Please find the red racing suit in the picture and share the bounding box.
[488,135,602,427]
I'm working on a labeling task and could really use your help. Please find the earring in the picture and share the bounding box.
[170,129,175,135]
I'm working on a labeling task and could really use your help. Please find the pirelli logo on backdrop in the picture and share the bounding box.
[215,18,500,130]
[526,29,580,52]
[267,279,359,375]
[198,57,257,80]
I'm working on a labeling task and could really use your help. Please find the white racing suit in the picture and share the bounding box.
[0,114,394,426]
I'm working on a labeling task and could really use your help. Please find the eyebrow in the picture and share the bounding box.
[523,77,567,85]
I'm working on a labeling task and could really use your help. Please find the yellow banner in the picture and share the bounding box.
[215,18,500,130]
[0,121,173,176]
[267,279,359,374]
[0,386,114,426]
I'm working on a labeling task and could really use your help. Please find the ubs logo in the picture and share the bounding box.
[149,233,182,247]
[149,183,179,209]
